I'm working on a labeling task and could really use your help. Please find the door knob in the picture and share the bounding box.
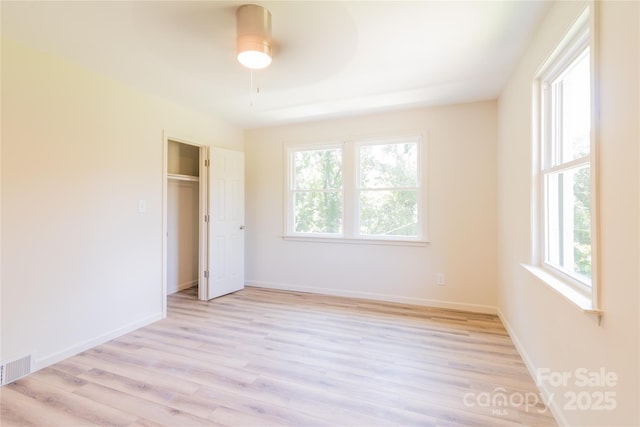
[240,225,246,230]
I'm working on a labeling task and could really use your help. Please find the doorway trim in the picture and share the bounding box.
[162,131,209,317]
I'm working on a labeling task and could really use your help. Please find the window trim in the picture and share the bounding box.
[528,3,601,319]
[283,135,428,246]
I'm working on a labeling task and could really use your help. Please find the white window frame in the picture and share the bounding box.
[354,136,423,241]
[526,4,601,318]
[285,142,344,238]
[284,135,427,246]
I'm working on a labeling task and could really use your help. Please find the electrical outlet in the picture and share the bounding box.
[436,273,445,286]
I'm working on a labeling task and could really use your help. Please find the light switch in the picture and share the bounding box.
[138,199,147,213]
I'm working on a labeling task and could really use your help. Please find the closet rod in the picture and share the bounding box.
[168,173,199,182]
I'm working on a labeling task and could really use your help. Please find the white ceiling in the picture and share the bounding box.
[1,1,552,129]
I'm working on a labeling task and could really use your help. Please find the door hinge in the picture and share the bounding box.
[205,214,209,223]
[205,159,210,167]
[204,270,209,278]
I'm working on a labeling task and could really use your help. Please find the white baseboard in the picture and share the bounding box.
[497,309,567,427]
[34,312,163,372]
[246,280,498,314]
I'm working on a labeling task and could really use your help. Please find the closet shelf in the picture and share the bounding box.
[168,173,199,182]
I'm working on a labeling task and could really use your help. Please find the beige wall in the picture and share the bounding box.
[167,179,199,294]
[245,101,498,312]
[4,3,638,423]
[0,39,242,368]
[497,1,639,425]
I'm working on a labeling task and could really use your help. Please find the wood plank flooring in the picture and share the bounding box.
[1,287,557,426]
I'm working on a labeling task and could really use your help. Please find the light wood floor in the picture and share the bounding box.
[1,287,557,427]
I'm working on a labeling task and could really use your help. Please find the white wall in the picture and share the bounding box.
[0,39,243,369]
[245,102,498,312]
[497,1,639,426]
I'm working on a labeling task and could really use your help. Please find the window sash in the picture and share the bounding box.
[542,163,592,287]
[357,189,419,238]
[357,139,420,190]
[292,190,343,235]
[549,50,591,169]
[290,145,343,191]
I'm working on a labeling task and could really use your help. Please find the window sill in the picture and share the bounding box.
[283,235,429,247]
[522,264,602,321]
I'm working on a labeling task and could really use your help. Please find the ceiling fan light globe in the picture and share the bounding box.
[236,4,272,70]
[237,49,272,69]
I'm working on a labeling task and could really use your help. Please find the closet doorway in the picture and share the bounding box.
[166,139,207,301]
[162,134,245,315]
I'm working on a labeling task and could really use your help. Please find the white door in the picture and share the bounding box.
[206,147,245,299]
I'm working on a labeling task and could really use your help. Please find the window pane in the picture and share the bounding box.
[359,190,417,237]
[294,191,342,234]
[552,50,590,166]
[545,164,591,282]
[360,143,417,188]
[294,148,342,190]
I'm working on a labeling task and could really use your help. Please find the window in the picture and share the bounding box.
[286,136,424,243]
[289,145,343,235]
[531,6,598,311]
[543,48,591,286]
[357,140,419,238]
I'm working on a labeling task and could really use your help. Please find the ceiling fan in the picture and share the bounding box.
[236,4,273,70]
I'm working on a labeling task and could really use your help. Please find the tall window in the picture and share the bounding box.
[289,145,343,235]
[286,136,424,243]
[357,140,419,238]
[543,49,591,284]
[536,6,595,298]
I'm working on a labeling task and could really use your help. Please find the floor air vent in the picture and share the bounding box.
[1,355,32,385]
